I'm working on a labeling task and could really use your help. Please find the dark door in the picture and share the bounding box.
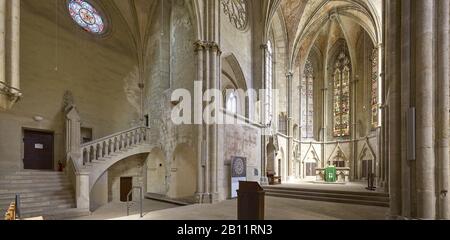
[362,160,374,179]
[23,130,54,170]
[120,177,133,202]
[306,162,317,177]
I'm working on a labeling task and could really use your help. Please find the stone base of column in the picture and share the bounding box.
[197,192,220,204]
[260,177,269,186]
[287,176,297,182]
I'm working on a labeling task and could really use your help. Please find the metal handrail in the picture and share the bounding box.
[15,194,20,219]
[126,186,143,218]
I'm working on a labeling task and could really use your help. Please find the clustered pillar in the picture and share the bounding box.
[193,0,221,204]
[385,0,450,219]
[0,0,21,110]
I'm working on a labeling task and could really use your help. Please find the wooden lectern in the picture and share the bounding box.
[237,181,265,220]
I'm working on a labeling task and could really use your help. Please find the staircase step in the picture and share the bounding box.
[19,204,77,218]
[264,186,389,197]
[0,181,71,189]
[0,179,70,185]
[265,189,390,202]
[0,190,74,200]
[24,208,91,220]
[266,192,390,207]
[0,185,72,195]
[0,194,74,206]
[264,186,390,207]
[1,199,75,211]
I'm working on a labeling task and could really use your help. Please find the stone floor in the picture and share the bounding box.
[72,199,179,220]
[273,180,387,193]
[71,197,388,220]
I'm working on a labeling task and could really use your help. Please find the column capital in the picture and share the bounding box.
[194,40,222,55]
[286,72,294,78]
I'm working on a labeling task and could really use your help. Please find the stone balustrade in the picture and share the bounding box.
[80,127,149,166]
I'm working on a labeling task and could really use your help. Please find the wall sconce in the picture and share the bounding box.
[33,116,44,122]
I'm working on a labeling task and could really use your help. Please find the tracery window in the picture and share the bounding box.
[226,91,238,114]
[68,0,105,34]
[370,48,379,128]
[333,50,351,137]
[220,0,248,31]
[265,41,274,126]
[301,60,314,139]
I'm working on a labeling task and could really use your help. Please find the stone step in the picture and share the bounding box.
[0,174,68,181]
[264,186,389,197]
[0,193,74,205]
[266,192,390,207]
[25,208,91,220]
[0,190,74,200]
[0,171,65,176]
[0,185,72,194]
[18,204,77,218]
[1,198,75,211]
[0,182,72,191]
[0,178,71,184]
[265,189,390,203]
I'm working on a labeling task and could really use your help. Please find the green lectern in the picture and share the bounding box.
[325,166,337,183]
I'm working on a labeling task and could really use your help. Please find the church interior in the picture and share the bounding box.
[0,0,449,220]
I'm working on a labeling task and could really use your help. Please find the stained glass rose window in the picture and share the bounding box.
[68,0,105,34]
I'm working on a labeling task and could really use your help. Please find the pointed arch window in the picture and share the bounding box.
[226,91,238,114]
[333,51,351,137]
[265,41,274,125]
[370,48,379,128]
[301,60,314,139]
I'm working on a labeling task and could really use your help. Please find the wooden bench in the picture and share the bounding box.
[267,172,282,185]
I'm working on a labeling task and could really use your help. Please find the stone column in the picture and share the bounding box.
[414,0,435,220]
[386,0,402,218]
[286,72,294,179]
[194,41,206,202]
[0,0,21,110]
[260,43,269,185]
[8,0,20,92]
[0,0,5,86]
[193,0,221,204]
[436,0,449,220]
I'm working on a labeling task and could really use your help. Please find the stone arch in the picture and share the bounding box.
[167,143,197,199]
[276,147,286,180]
[266,140,277,174]
[222,54,248,117]
[358,140,376,180]
[327,144,349,168]
[146,147,167,195]
[302,144,320,178]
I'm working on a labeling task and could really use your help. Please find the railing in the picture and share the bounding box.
[126,187,143,218]
[80,127,149,166]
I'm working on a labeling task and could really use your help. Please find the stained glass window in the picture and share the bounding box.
[301,59,314,139]
[68,0,105,34]
[265,41,274,125]
[333,50,351,137]
[370,48,379,128]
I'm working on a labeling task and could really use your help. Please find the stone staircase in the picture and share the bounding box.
[264,185,390,207]
[77,127,152,191]
[0,170,89,219]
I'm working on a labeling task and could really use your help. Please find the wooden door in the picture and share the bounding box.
[23,130,54,170]
[120,177,133,202]
[306,162,317,177]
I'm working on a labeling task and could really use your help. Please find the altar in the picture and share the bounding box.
[315,167,350,183]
